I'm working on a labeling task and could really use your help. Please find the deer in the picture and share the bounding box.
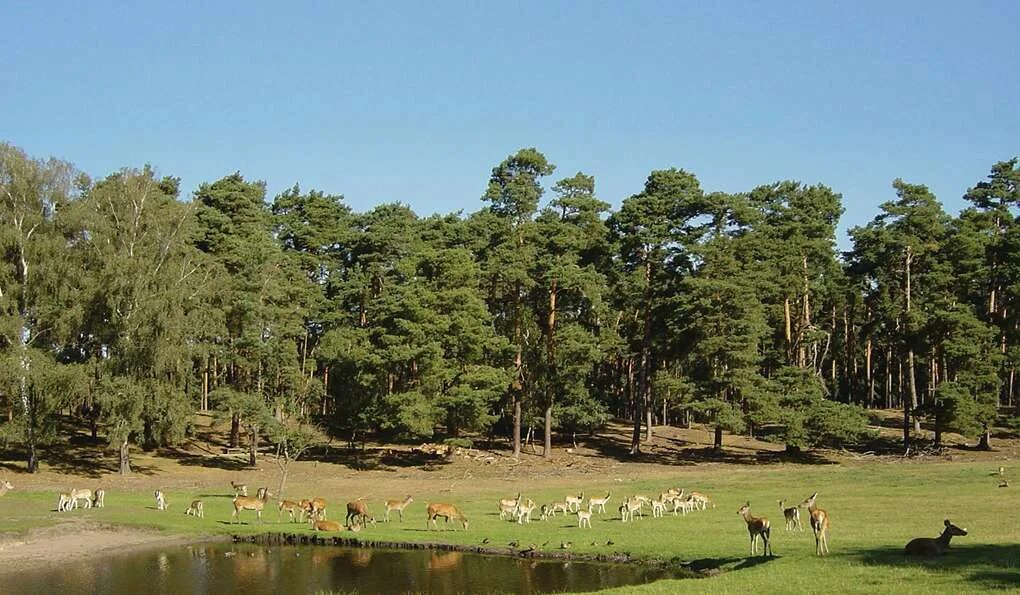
[346,498,375,528]
[904,520,968,556]
[383,495,413,522]
[779,499,802,531]
[426,502,468,530]
[230,481,248,497]
[154,490,168,511]
[70,488,93,510]
[539,504,552,521]
[232,488,271,524]
[549,501,570,517]
[688,491,713,510]
[737,502,772,557]
[57,492,73,512]
[498,493,522,520]
[801,492,830,555]
[0,479,13,497]
[588,492,611,513]
[620,497,642,522]
[515,499,537,524]
[278,499,306,523]
[307,497,327,521]
[313,519,345,532]
[92,489,105,508]
[650,498,667,518]
[577,504,593,529]
[185,500,204,518]
[670,496,695,516]
[565,491,585,513]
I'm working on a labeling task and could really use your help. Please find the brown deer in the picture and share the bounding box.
[0,479,13,497]
[801,492,830,555]
[904,520,968,556]
[232,489,271,524]
[230,481,248,497]
[737,503,772,557]
[383,495,413,522]
[185,500,204,518]
[426,502,468,530]
[346,498,375,528]
[307,497,327,521]
[278,499,306,523]
[779,499,802,531]
[498,493,522,520]
[313,520,345,532]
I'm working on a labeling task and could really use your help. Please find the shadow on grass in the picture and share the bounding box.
[855,544,1020,590]
[685,555,777,573]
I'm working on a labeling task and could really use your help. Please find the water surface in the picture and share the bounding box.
[5,542,691,594]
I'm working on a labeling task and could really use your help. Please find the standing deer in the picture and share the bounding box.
[801,492,830,555]
[498,493,522,520]
[565,492,584,513]
[93,488,105,508]
[307,497,327,521]
[904,520,968,556]
[185,500,204,518]
[383,495,413,522]
[778,499,802,531]
[577,505,593,528]
[278,499,306,523]
[0,479,13,497]
[688,491,713,510]
[70,488,93,510]
[737,502,772,557]
[346,498,375,528]
[515,499,537,524]
[426,502,468,530]
[588,493,611,513]
[57,492,73,512]
[230,481,248,497]
[154,490,168,511]
[232,489,271,524]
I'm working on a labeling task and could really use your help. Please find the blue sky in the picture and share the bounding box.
[2,1,1017,244]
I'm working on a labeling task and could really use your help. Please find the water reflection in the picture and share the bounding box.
[2,542,689,595]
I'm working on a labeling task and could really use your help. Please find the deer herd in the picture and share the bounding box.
[19,473,973,559]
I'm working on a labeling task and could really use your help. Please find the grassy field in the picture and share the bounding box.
[0,459,1016,593]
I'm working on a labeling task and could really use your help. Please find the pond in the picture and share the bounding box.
[5,542,694,594]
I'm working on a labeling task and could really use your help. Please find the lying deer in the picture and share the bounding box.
[232,489,270,524]
[346,498,375,528]
[231,481,248,497]
[778,499,802,531]
[565,492,585,513]
[589,492,611,513]
[313,519,344,532]
[801,492,830,555]
[154,490,168,511]
[737,502,772,557]
[278,499,306,523]
[93,489,105,508]
[383,495,413,522]
[185,500,204,518]
[904,520,968,556]
[426,502,468,530]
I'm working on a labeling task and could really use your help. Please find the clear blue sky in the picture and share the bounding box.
[2,1,1017,244]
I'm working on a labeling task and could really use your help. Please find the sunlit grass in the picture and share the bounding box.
[0,460,1016,593]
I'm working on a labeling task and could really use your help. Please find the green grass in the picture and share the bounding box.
[0,461,1016,593]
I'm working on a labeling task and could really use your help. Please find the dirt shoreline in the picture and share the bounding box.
[0,522,224,574]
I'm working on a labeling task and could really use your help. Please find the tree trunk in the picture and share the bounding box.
[713,426,723,451]
[248,427,258,467]
[544,278,557,459]
[978,427,992,451]
[230,412,240,448]
[631,259,653,455]
[544,404,553,459]
[119,439,131,475]
[512,395,521,458]
[907,349,920,433]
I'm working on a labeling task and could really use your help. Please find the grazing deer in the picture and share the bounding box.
[737,503,772,557]
[346,498,375,528]
[670,497,695,516]
[779,499,802,531]
[231,481,248,497]
[70,488,93,510]
[278,499,306,523]
[515,499,537,524]
[498,493,522,520]
[589,492,611,513]
[565,492,584,513]
[307,497,327,521]
[688,491,713,510]
[0,479,13,497]
[426,502,468,530]
[549,501,570,517]
[904,520,968,556]
[801,492,830,555]
[383,495,413,522]
[185,500,204,518]
[232,488,271,524]
[313,519,344,532]
[577,505,593,528]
